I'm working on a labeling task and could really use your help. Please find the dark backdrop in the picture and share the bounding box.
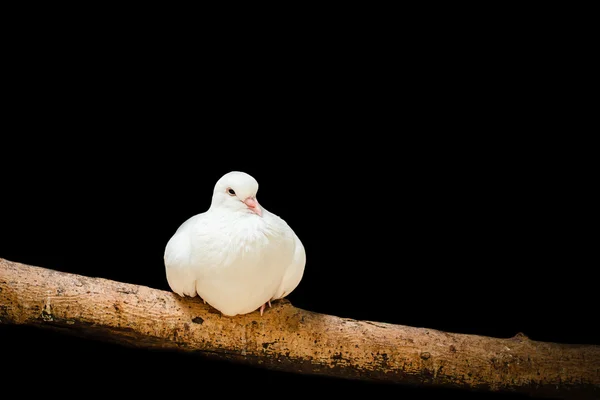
[1,21,596,399]
[1,132,595,399]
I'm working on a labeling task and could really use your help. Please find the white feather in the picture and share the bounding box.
[272,234,305,300]
[163,171,306,316]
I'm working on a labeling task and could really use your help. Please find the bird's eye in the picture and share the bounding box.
[227,188,236,196]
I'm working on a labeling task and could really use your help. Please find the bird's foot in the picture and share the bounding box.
[259,300,272,316]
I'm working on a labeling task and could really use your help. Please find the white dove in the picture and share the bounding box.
[164,171,306,317]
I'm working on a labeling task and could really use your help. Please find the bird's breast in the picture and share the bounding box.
[226,218,291,264]
[192,214,294,274]
[189,211,297,316]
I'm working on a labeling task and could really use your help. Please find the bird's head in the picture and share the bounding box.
[211,171,262,217]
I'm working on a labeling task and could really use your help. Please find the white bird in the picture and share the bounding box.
[164,171,306,317]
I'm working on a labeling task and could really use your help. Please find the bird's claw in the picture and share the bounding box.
[259,300,272,316]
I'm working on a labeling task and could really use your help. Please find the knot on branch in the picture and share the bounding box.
[512,332,529,341]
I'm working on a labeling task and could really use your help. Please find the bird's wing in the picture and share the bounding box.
[272,232,306,300]
[164,215,201,297]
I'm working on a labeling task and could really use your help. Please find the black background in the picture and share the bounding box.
[1,12,597,400]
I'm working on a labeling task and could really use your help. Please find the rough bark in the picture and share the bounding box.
[0,258,598,399]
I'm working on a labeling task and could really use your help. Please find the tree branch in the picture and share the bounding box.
[1,258,598,399]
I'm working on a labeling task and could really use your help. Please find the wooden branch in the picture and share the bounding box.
[1,258,598,399]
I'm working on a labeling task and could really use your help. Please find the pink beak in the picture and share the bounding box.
[244,197,262,217]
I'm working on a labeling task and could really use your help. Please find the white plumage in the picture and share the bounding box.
[164,171,306,316]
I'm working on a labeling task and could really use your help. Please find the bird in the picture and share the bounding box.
[163,171,306,317]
